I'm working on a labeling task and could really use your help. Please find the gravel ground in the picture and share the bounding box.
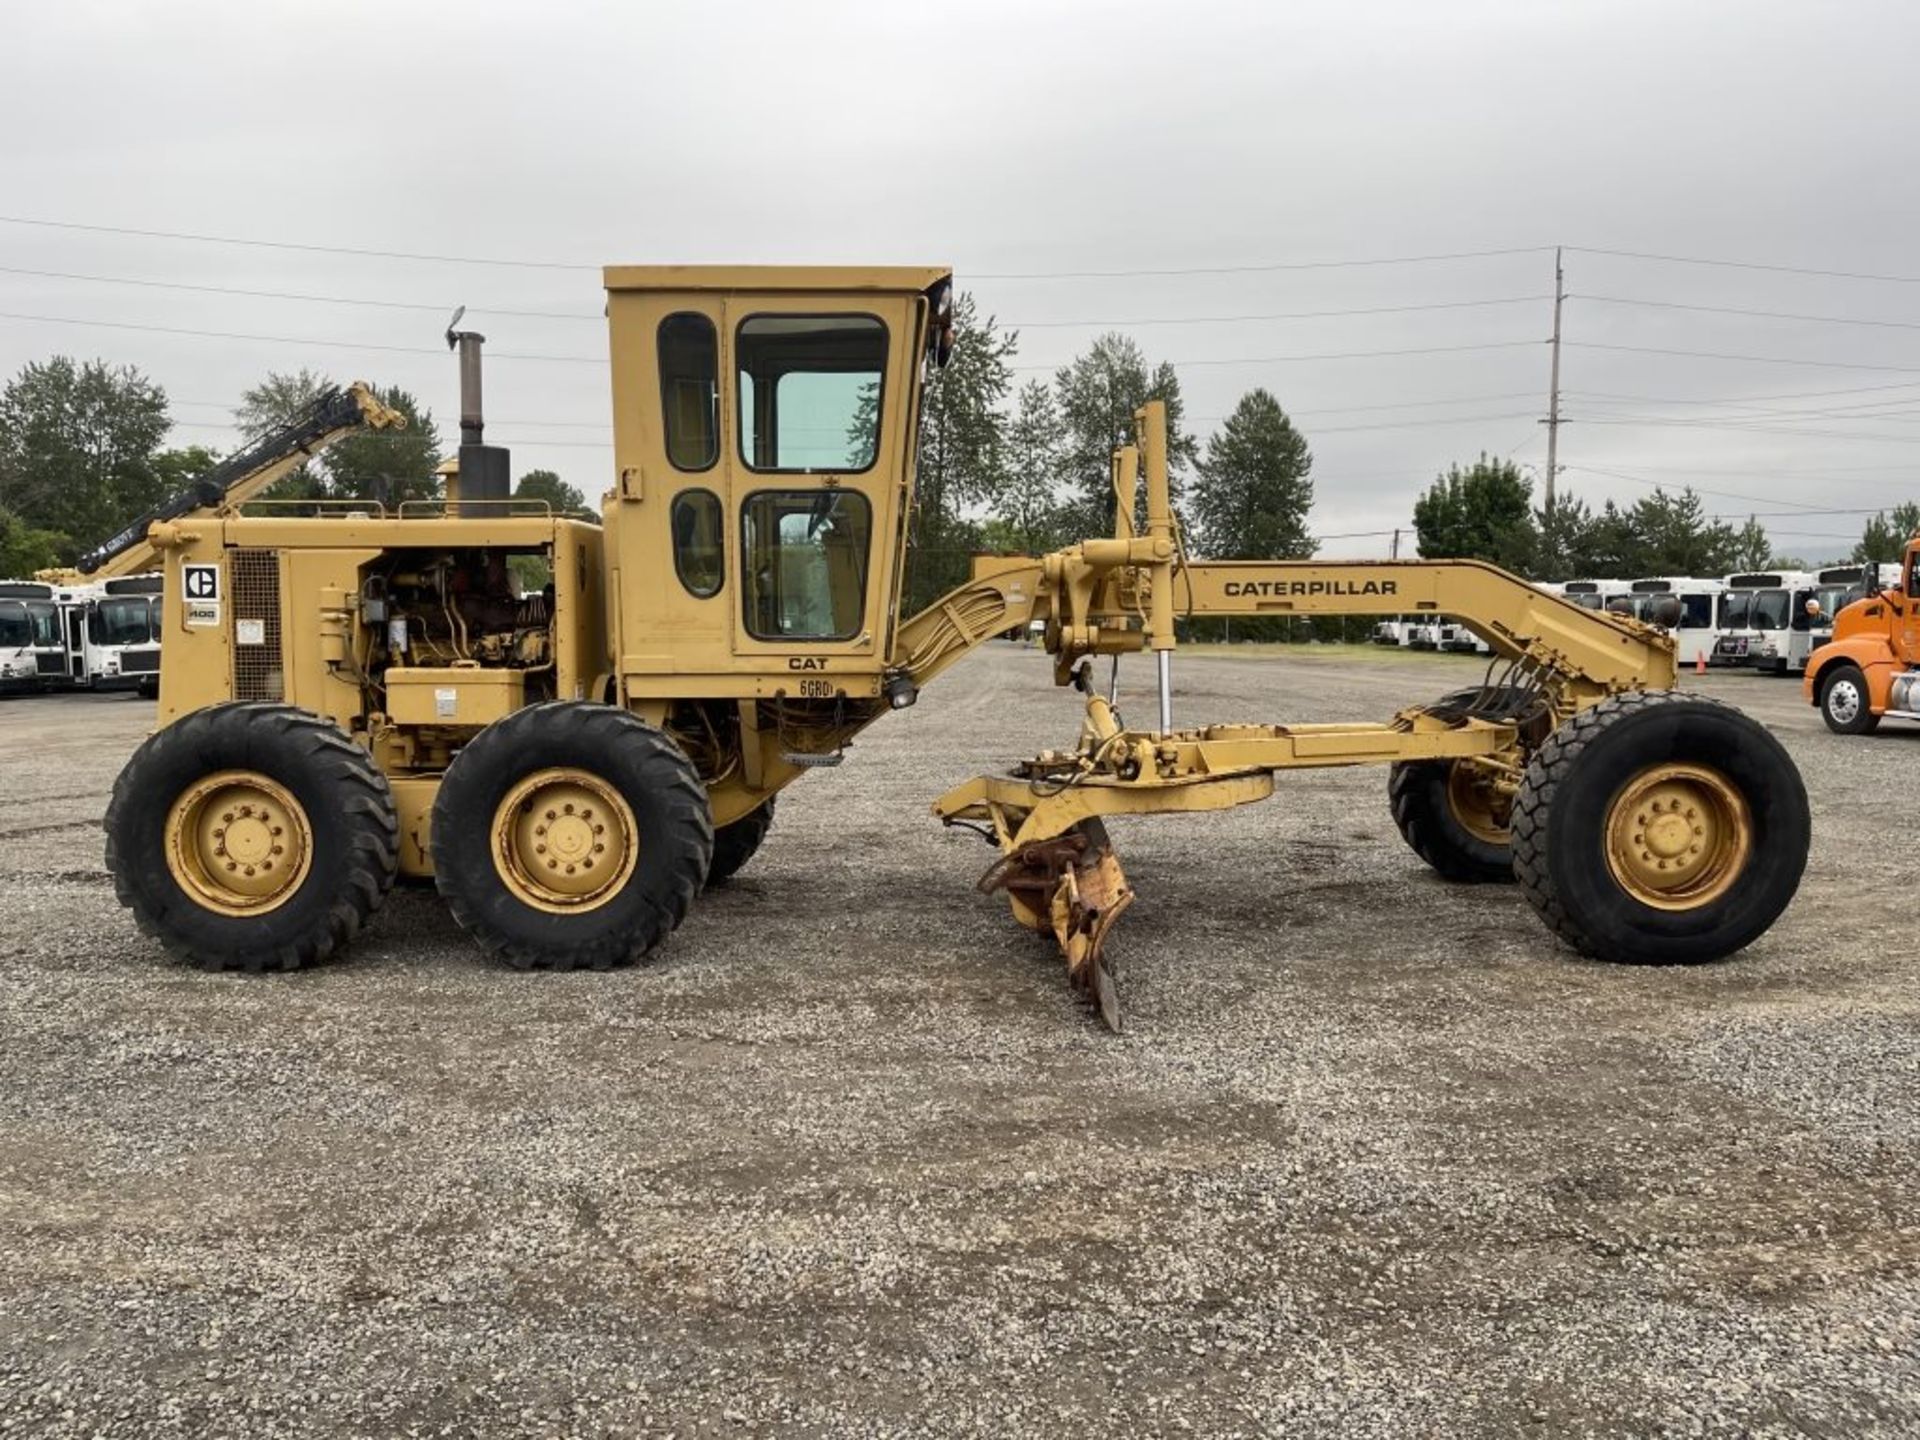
[1,648,1917,1438]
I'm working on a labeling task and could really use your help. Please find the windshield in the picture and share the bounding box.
[0,601,29,649]
[90,597,154,647]
[1750,589,1791,631]
[1568,592,1603,610]
[736,315,887,473]
[24,601,58,647]
[1719,592,1751,629]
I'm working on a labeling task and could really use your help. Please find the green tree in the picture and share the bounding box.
[1582,500,1644,577]
[1412,455,1536,569]
[1728,514,1774,571]
[236,373,441,506]
[0,505,67,576]
[1627,487,1739,575]
[992,380,1071,554]
[1532,493,1597,582]
[151,444,222,497]
[514,468,587,515]
[1853,502,1920,564]
[235,369,330,499]
[1189,389,1313,560]
[323,385,443,506]
[0,357,171,561]
[1053,334,1197,536]
[901,293,1018,612]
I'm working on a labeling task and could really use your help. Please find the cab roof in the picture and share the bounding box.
[602,265,951,295]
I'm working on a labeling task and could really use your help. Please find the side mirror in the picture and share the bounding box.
[1647,596,1681,628]
[926,281,955,370]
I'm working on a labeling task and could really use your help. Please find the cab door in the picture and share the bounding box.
[721,295,915,672]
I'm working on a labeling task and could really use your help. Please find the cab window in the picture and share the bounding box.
[25,601,58,647]
[0,601,29,649]
[741,490,872,641]
[736,315,886,473]
[659,313,719,472]
[670,489,724,598]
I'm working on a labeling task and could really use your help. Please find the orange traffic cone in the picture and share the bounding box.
[1695,650,1707,676]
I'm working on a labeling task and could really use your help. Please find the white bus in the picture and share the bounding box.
[1628,577,1725,667]
[1715,570,1814,671]
[1561,579,1633,613]
[1371,615,1419,646]
[0,581,70,693]
[83,575,164,694]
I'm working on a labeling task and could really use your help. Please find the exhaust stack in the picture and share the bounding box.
[445,308,511,516]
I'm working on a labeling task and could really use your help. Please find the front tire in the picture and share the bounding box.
[1818,664,1879,735]
[104,703,399,971]
[1511,692,1809,965]
[431,703,713,970]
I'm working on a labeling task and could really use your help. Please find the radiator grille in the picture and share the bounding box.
[34,652,64,677]
[120,648,160,674]
[229,548,284,701]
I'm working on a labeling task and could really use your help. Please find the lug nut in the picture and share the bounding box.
[545,809,557,821]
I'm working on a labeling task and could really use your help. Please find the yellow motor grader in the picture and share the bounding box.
[87,266,1810,1028]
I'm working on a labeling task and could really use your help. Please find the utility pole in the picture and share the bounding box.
[1542,246,1564,511]
[1390,527,1401,560]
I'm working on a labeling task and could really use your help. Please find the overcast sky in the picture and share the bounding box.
[4,0,1917,561]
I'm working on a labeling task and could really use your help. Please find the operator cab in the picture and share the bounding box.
[600,266,952,703]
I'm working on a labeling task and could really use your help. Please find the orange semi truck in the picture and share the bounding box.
[1804,534,1920,733]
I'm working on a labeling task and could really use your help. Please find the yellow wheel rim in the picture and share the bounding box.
[165,770,313,916]
[1445,763,1511,847]
[491,768,638,914]
[1604,763,1753,911]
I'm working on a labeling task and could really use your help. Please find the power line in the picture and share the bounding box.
[0,214,598,271]
[1579,293,1920,333]
[1567,341,1920,376]
[3,303,1547,372]
[1011,338,1543,373]
[1572,414,1920,444]
[0,309,603,363]
[0,263,601,320]
[0,261,1552,330]
[1567,379,1920,408]
[1008,295,1552,327]
[1568,245,1920,286]
[973,246,1555,280]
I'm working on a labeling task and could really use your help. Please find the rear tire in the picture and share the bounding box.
[431,702,713,970]
[1818,664,1879,735]
[104,703,399,971]
[1388,761,1513,882]
[1511,691,1808,965]
[707,798,775,886]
